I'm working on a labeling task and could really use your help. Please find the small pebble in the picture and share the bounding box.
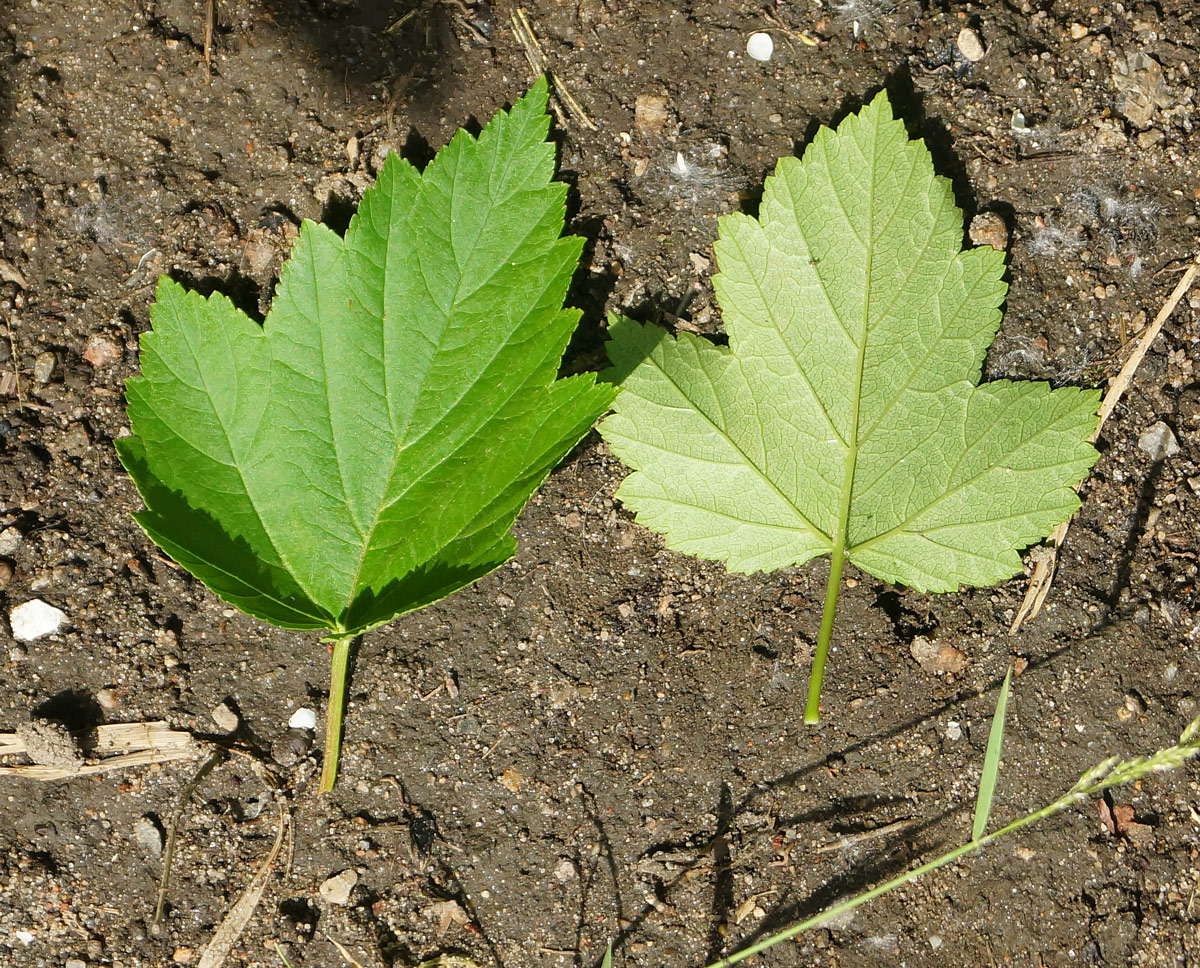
[10,598,68,640]
[1068,22,1089,39]
[271,729,311,766]
[211,700,240,733]
[319,868,357,906]
[0,559,13,589]
[633,93,673,134]
[288,707,317,730]
[746,32,774,62]
[1137,421,1179,460]
[910,636,969,675]
[132,815,164,858]
[33,351,56,383]
[956,27,986,62]
[172,947,196,964]
[82,334,122,368]
[59,423,91,458]
[65,960,87,968]
[0,526,22,556]
[945,721,963,741]
[96,687,119,712]
[969,212,1008,251]
[17,719,84,770]
[8,643,26,661]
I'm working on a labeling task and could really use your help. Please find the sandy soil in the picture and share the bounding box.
[2,1,1200,966]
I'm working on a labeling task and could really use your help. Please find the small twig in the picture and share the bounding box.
[154,747,227,932]
[324,933,368,967]
[6,314,24,410]
[1010,253,1200,632]
[204,0,216,68]
[510,9,597,131]
[198,773,291,968]
[813,818,915,854]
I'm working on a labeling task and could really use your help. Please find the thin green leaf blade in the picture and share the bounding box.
[120,80,614,635]
[973,665,1013,842]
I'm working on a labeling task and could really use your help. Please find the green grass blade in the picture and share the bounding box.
[972,664,1013,842]
[600,941,613,968]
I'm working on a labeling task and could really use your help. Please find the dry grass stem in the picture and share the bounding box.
[511,9,597,130]
[1011,252,1200,632]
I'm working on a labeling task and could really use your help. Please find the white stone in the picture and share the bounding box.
[1138,420,1180,460]
[946,721,963,741]
[10,599,68,641]
[319,868,357,905]
[0,526,22,556]
[288,707,317,730]
[212,700,240,733]
[746,32,774,62]
[956,27,986,62]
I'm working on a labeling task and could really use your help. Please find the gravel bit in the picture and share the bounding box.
[271,728,312,767]
[16,719,85,770]
[318,868,357,906]
[0,526,22,556]
[9,598,68,641]
[746,32,774,62]
[288,707,317,730]
[211,700,240,733]
[32,350,56,383]
[910,636,969,676]
[132,815,164,858]
[1137,420,1180,459]
[956,27,986,62]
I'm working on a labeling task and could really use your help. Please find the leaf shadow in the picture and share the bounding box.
[167,268,266,325]
[594,647,1076,965]
[1094,451,1165,627]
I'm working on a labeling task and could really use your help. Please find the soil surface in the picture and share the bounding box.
[2,1,1200,967]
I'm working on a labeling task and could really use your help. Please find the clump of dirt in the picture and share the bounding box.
[1,1,1199,966]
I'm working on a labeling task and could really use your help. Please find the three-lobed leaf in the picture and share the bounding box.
[118,80,614,639]
[599,92,1100,718]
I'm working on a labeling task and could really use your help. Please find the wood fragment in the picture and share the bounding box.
[0,721,201,779]
[155,749,227,932]
[1010,253,1200,633]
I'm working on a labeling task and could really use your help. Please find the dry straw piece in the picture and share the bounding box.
[1010,253,1200,632]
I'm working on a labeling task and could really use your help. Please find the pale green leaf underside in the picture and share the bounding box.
[118,81,614,633]
[600,92,1099,593]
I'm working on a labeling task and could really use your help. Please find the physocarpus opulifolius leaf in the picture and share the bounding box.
[117,80,614,787]
[599,91,1099,721]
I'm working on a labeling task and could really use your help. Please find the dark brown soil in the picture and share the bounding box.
[2,1,1200,967]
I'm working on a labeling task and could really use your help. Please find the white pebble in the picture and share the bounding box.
[945,721,963,741]
[212,700,240,733]
[0,526,22,556]
[133,816,164,858]
[1138,420,1180,460]
[319,868,357,906]
[956,27,986,62]
[10,599,68,641]
[746,32,774,62]
[288,707,317,730]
